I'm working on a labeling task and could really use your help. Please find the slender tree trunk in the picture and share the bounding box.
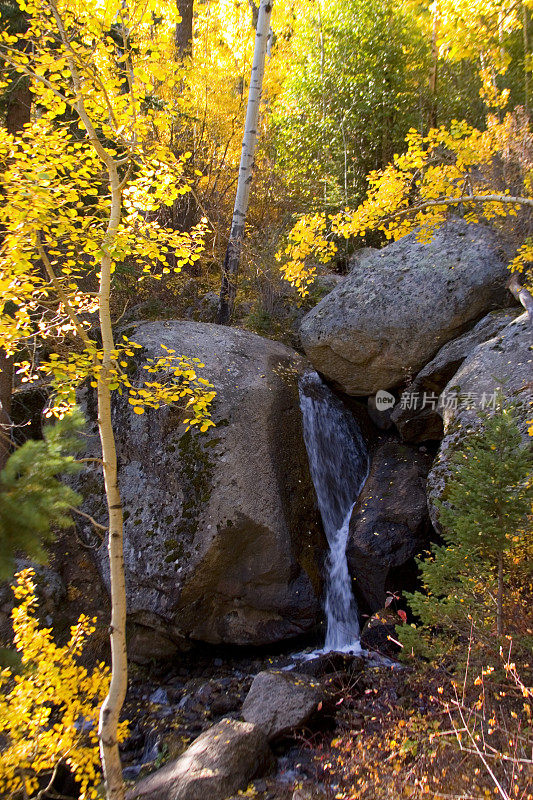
[524,3,530,116]
[97,176,127,800]
[43,4,128,797]
[0,351,13,471]
[216,0,273,325]
[316,0,327,212]
[0,48,32,470]
[429,1,440,129]
[496,552,504,636]
[175,0,194,59]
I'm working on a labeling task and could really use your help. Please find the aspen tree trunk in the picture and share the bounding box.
[429,1,440,129]
[524,3,530,116]
[97,174,127,800]
[175,0,194,59]
[48,2,127,794]
[216,0,273,325]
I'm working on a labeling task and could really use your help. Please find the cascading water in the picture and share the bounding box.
[299,371,369,652]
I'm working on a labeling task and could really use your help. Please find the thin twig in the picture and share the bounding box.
[70,506,107,532]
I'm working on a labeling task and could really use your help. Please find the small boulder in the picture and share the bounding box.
[241,670,324,740]
[299,220,511,395]
[347,441,433,613]
[126,718,272,800]
[295,652,364,679]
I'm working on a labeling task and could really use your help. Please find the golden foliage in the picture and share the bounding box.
[0,570,126,799]
[0,0,216,426]
[278,112,533,294]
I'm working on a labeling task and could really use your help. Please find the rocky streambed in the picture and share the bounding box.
[120,641,401,800]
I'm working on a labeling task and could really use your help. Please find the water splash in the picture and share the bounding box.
[299,371,369,652]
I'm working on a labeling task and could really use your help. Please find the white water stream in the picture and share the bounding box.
[299,371,369,653]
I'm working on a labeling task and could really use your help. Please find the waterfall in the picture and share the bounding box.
[299,371,369,652]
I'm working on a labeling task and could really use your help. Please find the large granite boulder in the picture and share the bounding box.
[241,670,324,740]
[427,312,532,530]
[299,220,511,395]
[347,441,433,613]
[127,718,272,800]
[390,309,519,442]
[76,322,323,659]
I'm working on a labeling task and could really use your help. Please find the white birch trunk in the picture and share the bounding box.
[97,174,127,800]
[217,0,273,324]
[45,5,129,798]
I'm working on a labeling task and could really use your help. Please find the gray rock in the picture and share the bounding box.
[348,247,378,271]
[126,718,272,800]
[241,670,323,740]
[292,784,329,800]
[300,220,511,395]
[347,441,433,612]
[391,309,520,442]
[75,321,323,659]
[193,291,219,322]
[427,312,533,530]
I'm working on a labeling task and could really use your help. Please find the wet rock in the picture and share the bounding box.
[360,610,401,657]
[295,652,364,679]
[149,688,169,706]
[300,219,511,395]
[347,441,433,613]
[126,718,273,800]
[241,670,324,740]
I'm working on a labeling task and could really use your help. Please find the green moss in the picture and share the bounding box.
[175,427,216,544]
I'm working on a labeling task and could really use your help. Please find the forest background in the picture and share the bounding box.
[0,1,531,799]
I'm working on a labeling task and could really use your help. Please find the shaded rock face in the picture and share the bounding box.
[391,310,520,442]
[126,718,272,800]
[347,441,433,613]
[299,219,511,396]
[427,312,533,530]
[241,670,323,740]
[76,322,323,659]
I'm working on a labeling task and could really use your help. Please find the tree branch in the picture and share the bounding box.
[37,235,92,348]
[380,193,533,226]
[70,506,107,532]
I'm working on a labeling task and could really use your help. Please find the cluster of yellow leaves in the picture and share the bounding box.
[17,339,216,429]
[278,113,528,295]
[0,570,127,799]
[276,213,338,296]
[0,0,217,426]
